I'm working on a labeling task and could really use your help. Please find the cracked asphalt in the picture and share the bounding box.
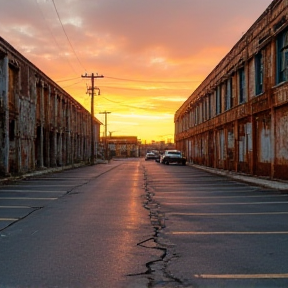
[0,159,154,288]
[143,160,288,288]
[1,158,288,288]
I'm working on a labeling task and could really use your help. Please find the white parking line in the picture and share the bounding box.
[0,197,57,200]
[170,231,288,235]
[0,206,31,209]
[0,185,74,187]
[0,218,18,221]
[168,212,288,216]
[155,195,287,199]
[0,190,65,193]
[162,201,288,205]
[194,273,288,279]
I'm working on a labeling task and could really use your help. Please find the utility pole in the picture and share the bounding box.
[99,111,111,160]
[99,111,111,138]
[81,73,104,164]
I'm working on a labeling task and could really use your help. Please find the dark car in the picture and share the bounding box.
[160,150,186,165]
[145,152,157,160]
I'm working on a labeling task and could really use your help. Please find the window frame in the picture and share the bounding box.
[239,67,246,104]
[255,52,264,95]
[216,85,222,115]
[276,28,288,84]
[225,78,233,110]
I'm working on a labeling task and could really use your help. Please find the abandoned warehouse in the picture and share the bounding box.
[0,37,101,176]
[175,0,288,180]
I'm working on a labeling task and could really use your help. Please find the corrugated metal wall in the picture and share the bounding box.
[0,37,100,176]
[174,0,288,180]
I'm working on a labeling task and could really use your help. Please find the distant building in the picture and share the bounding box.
[175,0,288,180]
[0,37,101,176]
[101,136,139,158]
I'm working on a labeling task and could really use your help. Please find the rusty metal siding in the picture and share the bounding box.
[175,0,288,181]
[274,105,288,179]
[254,113,271,177]
[0,37,101,176]
[0,56,9,175]
[227,126,235,170]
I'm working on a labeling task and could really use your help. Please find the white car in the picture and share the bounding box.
[160,150,186,165]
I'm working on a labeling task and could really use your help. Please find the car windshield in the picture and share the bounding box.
[168,152,181,156]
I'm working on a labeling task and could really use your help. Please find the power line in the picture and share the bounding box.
[104,76,201,84]
[54,75,199,85]
[100,96,177,111]
[51,0,86,72]
[101,97,153,110]
[62,80,84,88]
[34,0,79,75]
[56,76,82,83]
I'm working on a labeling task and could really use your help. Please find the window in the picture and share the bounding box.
[255,52,264,95]
[199,102,203,123]
[195,105,199,125]
[216,85,222,115]
[208,94,212,119]
[225,78,233,110]
[9,120,15,141]
[276,29,288,84]
[239,67,246,104]
[203,97,207,121]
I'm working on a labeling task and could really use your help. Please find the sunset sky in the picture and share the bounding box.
[0,0,273,143]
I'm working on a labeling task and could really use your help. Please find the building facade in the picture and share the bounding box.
[0,37,101,176]
[175,0,288,180]
[101,136,139,158]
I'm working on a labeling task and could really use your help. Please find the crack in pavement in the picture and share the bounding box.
[0,164,124,232]
[129,166,185,288]
[0,206,43,233]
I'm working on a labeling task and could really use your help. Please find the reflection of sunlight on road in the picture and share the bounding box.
[111,161,147,278]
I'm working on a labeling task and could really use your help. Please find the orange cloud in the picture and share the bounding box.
[0,0,273,142]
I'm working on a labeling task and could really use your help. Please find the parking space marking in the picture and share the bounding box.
[162,201,288,205]
[194,273,288,279]
[0,197,57,200]
[0,206,31,209]
[0,190,65,193]
[0,218,18,221]
[156,195,287,199]
[170,231,288,235]
[168,212,288,216]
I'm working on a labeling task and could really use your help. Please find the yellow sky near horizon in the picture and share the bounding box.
[0,0,273,143]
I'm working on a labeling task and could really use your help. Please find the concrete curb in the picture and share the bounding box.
[189,163,288,191]
[0,160,109,184]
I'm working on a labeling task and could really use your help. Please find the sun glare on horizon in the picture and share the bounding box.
[0,0,274,143]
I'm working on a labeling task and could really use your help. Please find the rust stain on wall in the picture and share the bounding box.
[175,0,288,181]
[0,37,101,176]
